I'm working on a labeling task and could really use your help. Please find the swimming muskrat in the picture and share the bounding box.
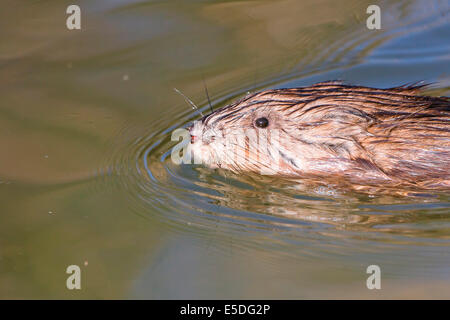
[188,81,450,190]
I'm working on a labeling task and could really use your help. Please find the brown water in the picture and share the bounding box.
[1,0,449,299]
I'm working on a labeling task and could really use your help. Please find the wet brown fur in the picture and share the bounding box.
[196,81,450,190]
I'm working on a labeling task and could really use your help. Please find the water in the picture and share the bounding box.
[0,0,449,299]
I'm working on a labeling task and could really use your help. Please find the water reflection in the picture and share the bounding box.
[110,115,450,248]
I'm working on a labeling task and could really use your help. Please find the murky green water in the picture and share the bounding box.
[1,0,449,299]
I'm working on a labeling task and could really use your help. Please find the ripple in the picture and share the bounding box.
[96,87,450,251]
[94,0,450,251]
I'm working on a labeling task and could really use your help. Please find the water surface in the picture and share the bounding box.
[1,0,449,298]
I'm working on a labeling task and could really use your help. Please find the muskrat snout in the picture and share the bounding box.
[186,124,197,144]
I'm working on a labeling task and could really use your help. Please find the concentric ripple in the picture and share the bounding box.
[96,1,450,248]
[99,89,450,249]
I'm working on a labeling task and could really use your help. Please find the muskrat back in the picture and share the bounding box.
[188,81,450,190]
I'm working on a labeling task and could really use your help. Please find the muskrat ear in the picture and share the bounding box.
[295,103,373,156]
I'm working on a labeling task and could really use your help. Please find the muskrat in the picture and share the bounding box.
[188,81,450,190]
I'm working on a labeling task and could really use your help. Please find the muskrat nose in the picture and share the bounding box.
[187,124,196,143]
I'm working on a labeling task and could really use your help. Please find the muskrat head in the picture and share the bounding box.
[187,89,352,176]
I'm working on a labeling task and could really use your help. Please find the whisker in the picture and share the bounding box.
[174,88,204,117]
[202,77,214,114]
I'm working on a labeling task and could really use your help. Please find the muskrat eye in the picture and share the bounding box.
[255,117,269,128]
